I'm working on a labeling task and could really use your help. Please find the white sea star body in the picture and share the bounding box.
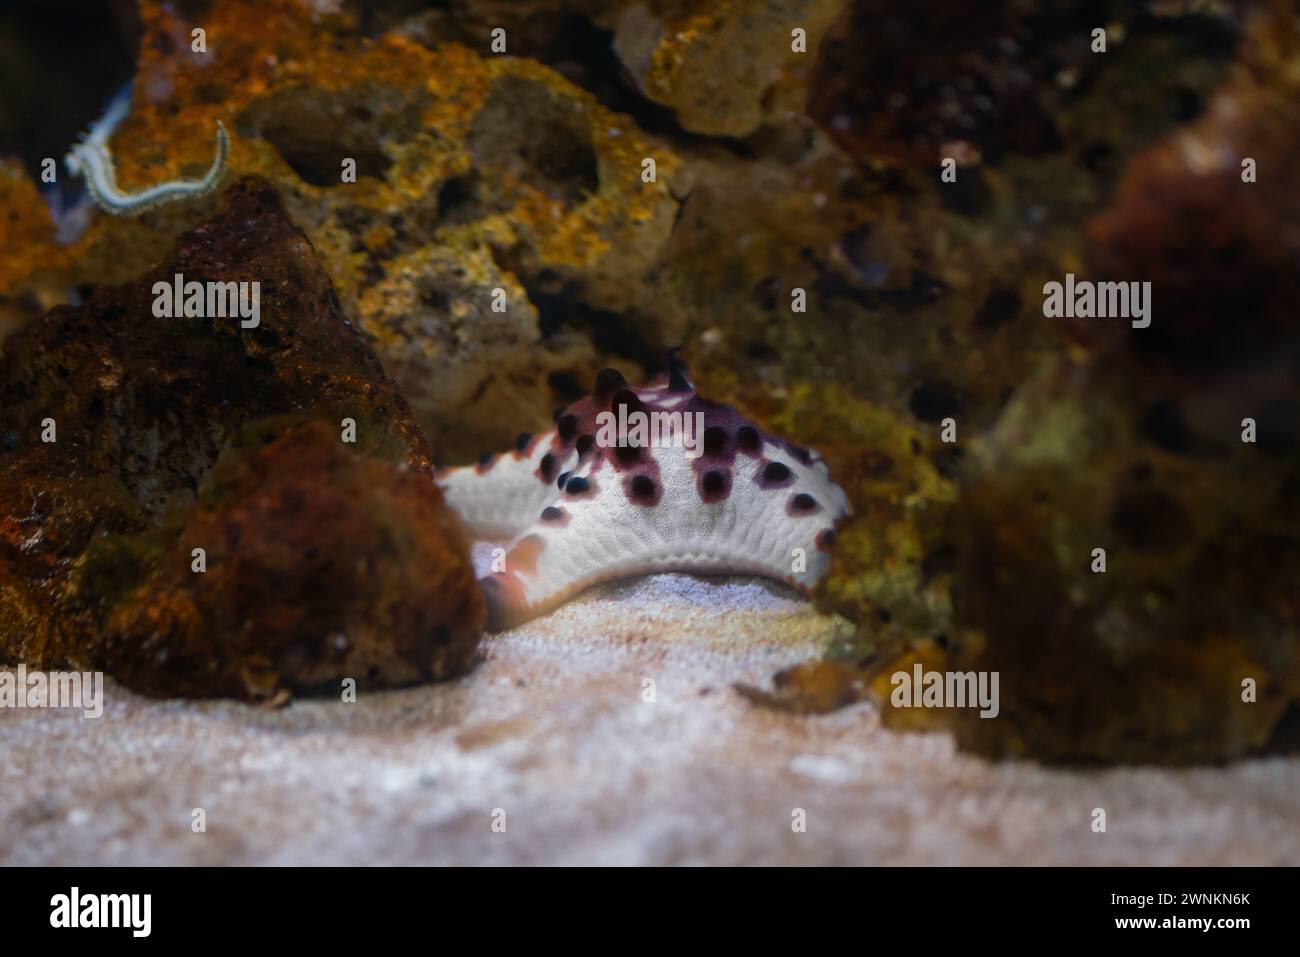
[437,367,849,630]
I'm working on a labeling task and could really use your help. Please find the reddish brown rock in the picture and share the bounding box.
[1084,85,1300,378]
[0,177,484,699]
[0,177,431,521]
[94,421,484,699]
[807,0,1083,165]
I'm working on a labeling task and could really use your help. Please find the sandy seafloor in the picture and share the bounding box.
[3,562,1299,865]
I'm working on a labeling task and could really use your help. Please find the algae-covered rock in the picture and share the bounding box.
[0,176,484,699]
[610,0,846,137]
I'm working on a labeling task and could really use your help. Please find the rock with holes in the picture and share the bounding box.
[437,365,849,629]
[337,0,845,138]
[356,242,594,461]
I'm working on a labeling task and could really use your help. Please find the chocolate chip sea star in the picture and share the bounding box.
[436,366,850,630]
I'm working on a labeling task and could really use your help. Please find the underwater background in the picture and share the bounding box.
[0,0,1298,864]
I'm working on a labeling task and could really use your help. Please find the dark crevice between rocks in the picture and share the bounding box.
[838,223,889,287]
[921,543,957,584]
[1262,703,1300,756]
[1255,398,1300,458]
[547,369,589,406]
[505,13,685,138]
[973,288,1021,330]
[933,446,964,480]
[938,169,994,217]
[1110,488,1194,554]
[909,380,965,424]
[435,172,484,226]
[348,0,447,38]
[524,269,661,369]
[483,235,665,371]
[1139,399,1191,455]
[818,265,947,314]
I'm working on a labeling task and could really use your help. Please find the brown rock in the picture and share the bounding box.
[95,421,484,700]
[0,176,484,698]
[807,0,1079,165]
[1085,84,1300,378]
[737,659,862,714]
[0,176,432,521]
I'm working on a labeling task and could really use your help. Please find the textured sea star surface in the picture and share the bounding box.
[436,367,850,630]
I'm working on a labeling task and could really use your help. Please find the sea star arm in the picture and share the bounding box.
[436,430,581,540]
